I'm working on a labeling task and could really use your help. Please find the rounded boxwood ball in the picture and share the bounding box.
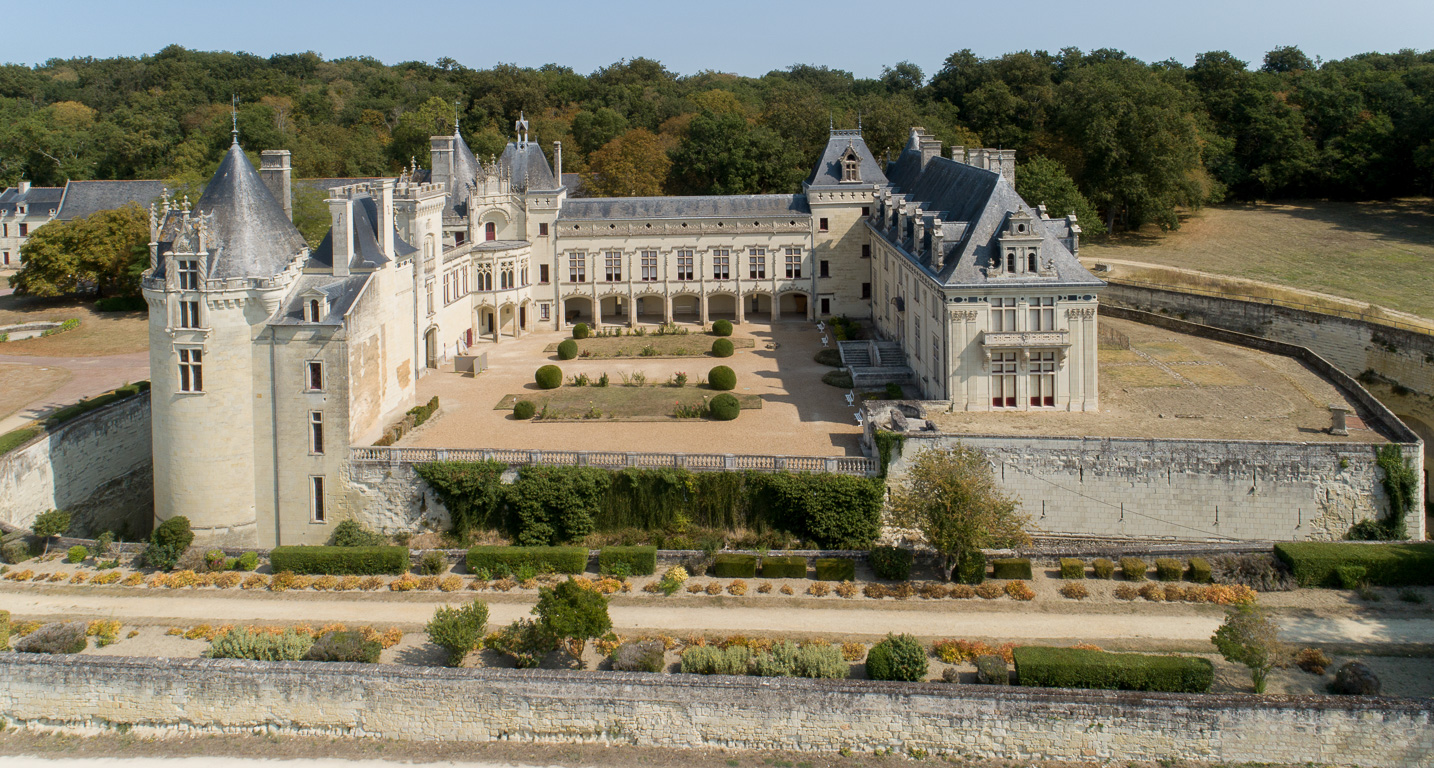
[572,323,590,340]
[535,365,563,389]
[708,365,736,391]
[709,393,740,420]
[513,400,536,419]
[712,319,733,337]
[711,338,734,358]
[557,339,578,360]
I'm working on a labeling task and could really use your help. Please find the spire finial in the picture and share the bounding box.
[453,100,461,134]
[857,111,862,133]
[231,95,239,145]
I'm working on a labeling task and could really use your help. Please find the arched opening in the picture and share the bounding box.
[307,299,320,322]
[424,327,438,369]
[708,293,737,323]
[599,295,629,326]
[485,222,496,241]
[671,294,701,323]
[778,292,808,319]
[746,292,773,322]
[634,294,665,324]
[563,296,594,325]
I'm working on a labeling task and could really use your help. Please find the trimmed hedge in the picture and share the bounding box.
[869,546,913,581]
[814,557,855,582]
[1059,558,1085,579]
[1013,646,1214,693]
[992,558,1032,580]
[710,553,757,578]
[1154,558,1184,581]
[269,546,410,575]
[1120,557,1147,581]
[466,545,589,575]
[1274,542,1434,587]
[598,545,657,576]
[866,634,927,682]
[535,365,563,389]
[708,365,736,391]
[953,550,986,584]
[711,338,734,357]
[1091,558,1115,579]
[573,323,590,340]
[709,393,740,420]
[759,555,806,579]
[513,400,536,419]
[712,319,733,337]
[1188,557,1213,584]
[556,339,578,360]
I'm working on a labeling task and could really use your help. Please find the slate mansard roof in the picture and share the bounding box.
[271,273,372,326]
[56,180,169,221]
[560,194,811,221]
[0,185,64,216]
[500,142,558,193]
[806,130,887,188]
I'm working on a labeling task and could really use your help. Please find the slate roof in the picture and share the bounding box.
[0,185,64,216]
[56,180,168,221]
[500,142,558,193]
[270,273,373,326]
[560,173,586,198]
[806,131,887,188]
[559,195,811,221]
[308,194,415,271]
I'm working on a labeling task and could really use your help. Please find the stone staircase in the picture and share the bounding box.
[838,340,914,388]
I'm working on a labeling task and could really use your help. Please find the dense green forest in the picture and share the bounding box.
[2,44,1432,232]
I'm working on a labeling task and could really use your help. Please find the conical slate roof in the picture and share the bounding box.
[452,129,480,190]
[194,140,309,280]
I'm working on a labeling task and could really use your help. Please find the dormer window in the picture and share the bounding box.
[840,147,861,182]
[308,299,321,322]
[1028,253,1037,273]
[1006,251,1017,273]
[177,259,200,290]
[302,292,329,323]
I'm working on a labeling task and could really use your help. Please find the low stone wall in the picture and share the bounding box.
[0,655,1429,766]
[0,393,153,537]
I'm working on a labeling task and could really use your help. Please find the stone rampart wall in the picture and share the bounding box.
[0,393,153,537]
[0,655,1429,767]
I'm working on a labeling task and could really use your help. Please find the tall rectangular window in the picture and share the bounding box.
[991,351,1017,408]
[307,361,324,391]
[914,317,922,360]
[178,348,202,393]
[569,253,586,283]
[426,281,434,315]
[177,259,199,290]
[861,282,871,299]
[538,222,549,236]
[748,249,766,279]
[178,300,200,329]
[640,251,658,281]
[819,260,830,278]
[818,218,828,232]
[309,411,325,454]
[1029,296,1055,331]
[18,223,27,236]
[539,264,549,283]
[310,476,326,523]
[991,297,1016,332]
[539,303,550,320]
[1030,351,1056,407]
[676,250,694,281]
[784,248,802,279]
[712,249,730,280]
[605,251,622,282]
[862,244,871,259]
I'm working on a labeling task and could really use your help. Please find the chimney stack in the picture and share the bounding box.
[260,150,292,221]
[379,180,395,258]
[931,219,945,271]
[554,141,563,187]
[329,196,353,277]
[430,135,455,190]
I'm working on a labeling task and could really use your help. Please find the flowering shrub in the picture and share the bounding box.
[1060,582,1089,600]
[1004,580,1035,601]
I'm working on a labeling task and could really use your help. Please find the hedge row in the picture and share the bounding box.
[1274,542,1434,587]
[759,556,806,579]
[598,546,657,575]
[466,546,588,574]
[991,558,1032,580]
[814,557,855,582]
[1013,646,1213,693]
[711,554,757,578]
[268,546,409,575]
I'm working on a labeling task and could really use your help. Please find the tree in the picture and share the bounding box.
[10,204,149,298]
[886,444,1028,580]
[1211,601,1281,693]
[1261,46,1314,74]
[534,578,612,661]
[583,129,671,197]
[31,509,71,556]
[426,600,489,667]
[571,107,629,155]
[668,110,805,195]
[1015,155,1105,235]
[881,61,925,95]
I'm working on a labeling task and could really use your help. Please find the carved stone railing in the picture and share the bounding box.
[350,447,878,477]
[980,330,1070,349]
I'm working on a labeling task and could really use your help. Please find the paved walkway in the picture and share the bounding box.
[0,351,150,434]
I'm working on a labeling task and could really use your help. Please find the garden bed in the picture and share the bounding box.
[496,386,762,420]
[545,334,755,359]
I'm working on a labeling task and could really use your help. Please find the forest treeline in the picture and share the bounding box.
[2,44,1432,233]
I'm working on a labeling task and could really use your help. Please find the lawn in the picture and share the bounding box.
[497,385,762,421]
[0,293,148,357]
[1081,198,1434,320]
[544,333,754,358]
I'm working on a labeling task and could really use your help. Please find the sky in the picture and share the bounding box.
[6,0,1433,78]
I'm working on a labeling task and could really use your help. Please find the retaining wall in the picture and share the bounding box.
[0,655,1429,767]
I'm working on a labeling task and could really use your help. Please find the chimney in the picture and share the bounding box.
[897,203,908,247]
[999,149,1017,186]
[260,150,292,221]
[330,196,353,277]
[18,180,30,195]
[379,180,395,258]
[919,137,942,169]
[554,141,563,187]
[931,218,945,271]
[913,207,925,256]
[430,135,455,190]
[950,146,965,164]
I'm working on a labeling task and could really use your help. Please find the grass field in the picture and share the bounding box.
[1082,198,1434,320]
[0,293,148,357]
[497,385,762,421]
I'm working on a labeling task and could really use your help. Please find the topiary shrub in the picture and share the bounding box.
[599,546,658,576]
[1060,558,1086,579]
[535,365,563,389]
[865,633,928,681]
[1154,558,1184,581]
[466,546,588,575]
[708,365,736,391]
[954,550,986,584]
[1188,557,1213,584]
[681,644,750,675]
[269,546,410,575]
[612,639,666,673]
[1012,646,1213,693]
[814,348,842,367]
[14,621,87,655]
[142,542,182,571]
[711,319,733,337]
[66,545,88,564]
[513,400,536,420]
[2,537,31,564]
[708,393,740,420]
[1092,558,1115,579]
[992,558,1032,580]
[556,339,578,360]
[1335,565,1367,589]
[814,557,855,582]
[206,628,313,661]
[235,551,259,571]
[572,323,590,340]
[1120,557,1148,581]
[759,556,806,579]
[822,369,854,388]
[305,630,381,663]
[152,516,194,551]
[710,554,757,578]
[416,550,448,576]
[975,654,1009,685]
[1274,542,1434,587]
[750,641,848,679]
[869,546,913,581]
[711,338,734,357]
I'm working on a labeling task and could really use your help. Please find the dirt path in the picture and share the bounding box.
[0,351,149,433]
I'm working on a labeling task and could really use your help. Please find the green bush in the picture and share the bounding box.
[711,338,734,357]
[821,369,853,388]
[681,644,750,675]
[426,600,489,666]
[953,550,986,584]
[268,546,410,575]
[711,553,757,578]
[556,339,578,360]
[205,628,313,661]
[535,364,563,389]
[1,538,30,565]
[992,558,1032,580]
[513,400,536,419]
[416,550,448,575]
[142,542,182,571]
[66,545,89,564]
[1336,564,1368,589]
[711,319,733,337]
[1154,558,1184,581]
[235,551,259,571]
[1274,542,1434,587]
[1012,646,1213,693]
[708,365,736,391]
[612,639,666,673]
[14,621,87,655]
[330,519,386,547]
[152,516,194,551]
[750,641,848,679]
[1059,558,1085,579]
[95,296,148,312]
[305,630,381,663]
[0,609,9,651]
[865,634,928,682]
[884,382,904,399]
[975,654,1009,685]
[1092,558,1115,579]
[536,579,612,657]
[1120,557,1147,581]
[572,323,590,340]
[487,618,557,668]
[709,393,740,420]
[599,546,657,576]
[814,348,842,367]
[407,396,440,427]
[759,555,806,579]
[814,557,855,582]
[1188,557,1213,583]
[869,546,913,581]
[466,545,588,574]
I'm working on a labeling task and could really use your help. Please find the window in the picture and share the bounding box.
[784,248,802,279]
[484,222,496,241]
[426,281,434,315]
[538,222,549,236]
[178,348,202,393]
[914,317,922,359]
[991,351,1017,408]
[455,232,465,246]
[819,260,829,278]
[605,251,622,282]
[1005,250,1017,274]
[18,224,27,236]
[177,259,199,290]
[178,300,200,329]
[309,411,325,454]
[463,268,470,295]
[442,272,451,303]
[1030,351,1056,407]
[818,218,828,232]
[641,251,658,281]
[862,206,870,216]
[1029,297,1055,331]
[748,249,765,279]
[676,250,694,281]
[1,224,6,237]
[820,297,830,315]
[1028,252,1038,273]
[477,265,492,291]
[991,298,1016,332]
[569,253,586,283]
[932,335,939,366]
[539,264,549,284]
[861,244,870,259]
[520,266,527,286]
[712,250,730,280]
[539,303,550,320]
[307,361,324,391]
[310,476,326,523]
[861,282,871,299]
[841,151,860,182]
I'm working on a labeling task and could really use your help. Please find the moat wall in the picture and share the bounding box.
[0,655,1429,767]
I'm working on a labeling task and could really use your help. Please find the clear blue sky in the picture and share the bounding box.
[7,0,1432,78]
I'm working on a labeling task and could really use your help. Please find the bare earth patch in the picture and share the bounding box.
[0,293,148,357]
[544,332,755,358]
[0,362,70,419]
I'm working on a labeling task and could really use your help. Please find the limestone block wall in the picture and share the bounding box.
[0,393,152,537]
[1,655,1430,767]
[343,458,452,534]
